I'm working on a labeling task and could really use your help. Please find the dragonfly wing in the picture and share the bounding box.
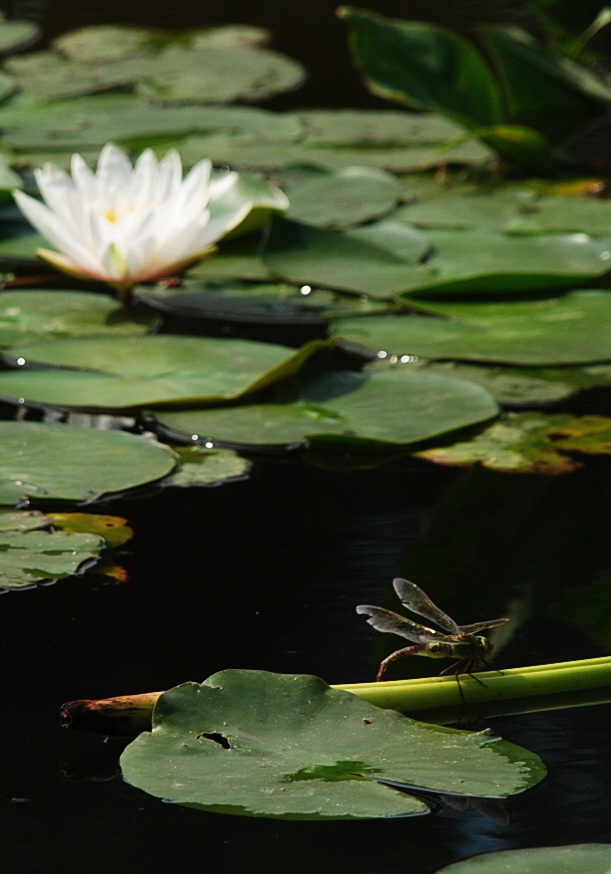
[458,618,510,634]
[392,578,461,634]
[356,604,444,643]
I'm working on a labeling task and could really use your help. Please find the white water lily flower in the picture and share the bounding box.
[13,144,253,299]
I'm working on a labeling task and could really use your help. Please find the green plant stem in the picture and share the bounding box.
[60,655,611,734]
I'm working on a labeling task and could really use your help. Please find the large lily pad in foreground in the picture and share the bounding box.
[435,844,611,873]
[0,421,176,505]
[0,335,321,410]
[121,670,545,820]
[156,364,498,448]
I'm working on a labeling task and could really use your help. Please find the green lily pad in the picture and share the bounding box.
[135,281,391,326]
[284,166,403,228]
[0,509,51,532]
[135,45,305,104]
[52,25,153,62]
[414,412,611,474]
[297,109,472,146]
[120,670,545,820]
[264,217,431,298]
[423,362,593,406]
[407,230,611,296]
[0,219,45,266]
[0,18,40,55]
[435,844,611,873]
[155,363,498,448]
[335,290,611,365]
[177,131,491,174]
[188,236,275,283]
[166,446,252,487]
[0,525,104,590]
[0,335,322,411]
[4,50,137,101]
[0,95,301,154]
[0,290,157,346]
[0,420,177,505]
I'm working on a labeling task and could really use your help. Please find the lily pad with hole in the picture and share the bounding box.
[0,290,157,346]
[120,670,545,820]
[413,411,611,474]
[154,362,498,449]
[264,217,431,298]
[0,335,323,411]
[435,844,611,874]
[0,421,177,505]
[334,290,611,365]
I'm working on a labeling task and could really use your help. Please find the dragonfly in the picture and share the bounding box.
[356,578,509,682]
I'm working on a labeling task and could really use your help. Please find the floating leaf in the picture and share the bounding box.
[135,45,305,104]
[155,363,498,449]
[0,508,51,532]
[435,844,611,874]
[166,446,252,487]
[264,217,430,298]
[335,290,611,365]
[0,335,323,411]
[0,510,104,589]
[283,166,402,229]
[422,362,580,406]
[0,290,157,346]
[404,230,611,296]
[297,108,470,146]
[413,411,611,474]
[0,421,177,505]
[0,18,40,55]
[52,25,153,62]
[135,281,391,326]
[48,513,133,550]
[121,670,545,820]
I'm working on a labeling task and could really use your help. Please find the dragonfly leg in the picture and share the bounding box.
[376,644,429,681]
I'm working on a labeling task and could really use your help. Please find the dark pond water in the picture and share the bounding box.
[3,1,611,871]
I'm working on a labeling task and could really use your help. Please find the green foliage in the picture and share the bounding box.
[155,361,498,449]
[0,421,177,505]
[340,6,611,172]
[120,670,545,819]
[0,335,323,410]
[435,844,611,873]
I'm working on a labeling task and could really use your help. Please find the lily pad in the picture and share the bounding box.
[155,363,498,449]
[0,290,157,346]
[0,335,322,411]
[120,670,545,820]
[0,421,177,505]
[407,229,611,296]
[0,95,301,154]
[0,525,104,590]
[284,166,403,228]
[264,217,431,298]
[422,362,580,406]
[53,25,153,62]
[0,509,51,532]
[135,282,391,326]
[413,412,611,474]
[135,45,305,104]
[334,290,611,365]
[297,109,472,146]
[48,512,133,550]
[435,844,611,873]
[166,446,252,487]
[0,18,41,55]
